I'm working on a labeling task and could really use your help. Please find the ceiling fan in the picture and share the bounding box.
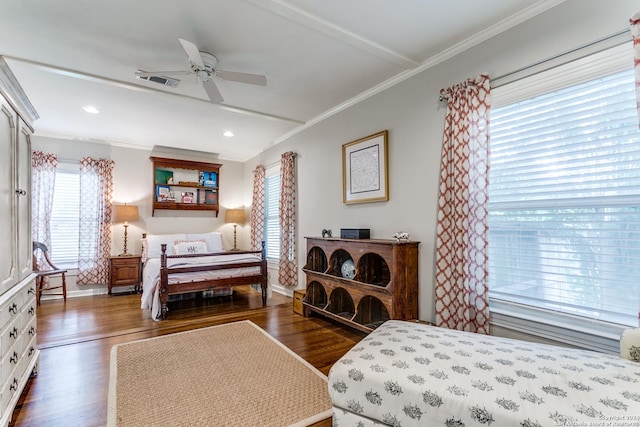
[135,37,267,103]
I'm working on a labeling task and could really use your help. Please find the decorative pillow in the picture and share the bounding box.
[173,240,208,255]
[142,233,187,262]
[186,232,223,252]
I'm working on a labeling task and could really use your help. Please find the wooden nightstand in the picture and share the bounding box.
[109,255,141,295]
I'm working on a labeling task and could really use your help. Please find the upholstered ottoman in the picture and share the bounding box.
[328,320,640,426]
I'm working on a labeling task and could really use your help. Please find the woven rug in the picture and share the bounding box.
[107,320,332,426]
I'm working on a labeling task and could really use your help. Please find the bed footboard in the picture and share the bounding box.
[159,241,268,319]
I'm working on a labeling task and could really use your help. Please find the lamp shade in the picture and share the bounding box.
[114,204,139,223]
[224,208,246,224]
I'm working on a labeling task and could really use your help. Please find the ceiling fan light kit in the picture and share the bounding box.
[135,37,267,104]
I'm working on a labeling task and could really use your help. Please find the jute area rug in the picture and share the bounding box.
[107,320,332,426]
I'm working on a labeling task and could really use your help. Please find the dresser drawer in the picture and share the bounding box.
[0,316,20,361]
[0,293,22,334]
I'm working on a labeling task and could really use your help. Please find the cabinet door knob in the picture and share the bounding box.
[15,189,26,196]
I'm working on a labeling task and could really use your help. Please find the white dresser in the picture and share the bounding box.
[0,56,40,426]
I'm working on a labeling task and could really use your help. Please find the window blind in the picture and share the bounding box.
[489,61,640,326]
[49,167,80,269]
[264,172,280,261]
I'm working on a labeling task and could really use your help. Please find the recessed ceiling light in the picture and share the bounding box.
[223,131,234,137]
[82,105,100,114]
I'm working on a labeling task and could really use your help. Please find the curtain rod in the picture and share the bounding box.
[439,28,632,102]
[491,28,631,88]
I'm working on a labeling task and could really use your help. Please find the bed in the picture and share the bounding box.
[328,320,640,426]
[140,232,267,320]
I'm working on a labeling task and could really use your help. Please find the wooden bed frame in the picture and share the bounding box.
[158,242,268,319]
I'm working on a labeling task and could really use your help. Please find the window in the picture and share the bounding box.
[263,168,280,261]
[488,43,640,327]
[49,163,80,269]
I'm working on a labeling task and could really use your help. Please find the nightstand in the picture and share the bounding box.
[109,255,141,295]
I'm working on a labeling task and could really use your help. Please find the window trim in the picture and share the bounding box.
[488,40,639,349]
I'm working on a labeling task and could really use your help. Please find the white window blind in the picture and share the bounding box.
[50,164,80,269]
[264,170,280,261]
[488,47,640,327]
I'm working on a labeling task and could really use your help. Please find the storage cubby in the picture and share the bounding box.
[302,237,419,333]
[304,247,328,273]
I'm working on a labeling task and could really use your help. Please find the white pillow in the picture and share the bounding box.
[142,233,187,262]
[173,240,208,255]
[186,232,223,252]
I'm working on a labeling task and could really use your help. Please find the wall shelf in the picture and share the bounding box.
[150,156,221,216]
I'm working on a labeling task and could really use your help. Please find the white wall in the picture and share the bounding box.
[32,136,247,296]
[243,0,639,328]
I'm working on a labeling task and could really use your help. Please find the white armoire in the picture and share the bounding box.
[0,56,39,426]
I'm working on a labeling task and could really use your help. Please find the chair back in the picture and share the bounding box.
[33,241,59,272]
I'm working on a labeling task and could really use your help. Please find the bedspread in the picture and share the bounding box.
[328,320,640,427]
[141,253,261,320]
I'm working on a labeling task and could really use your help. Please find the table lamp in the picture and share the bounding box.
[224,208,246,251]
[114,204,139,256]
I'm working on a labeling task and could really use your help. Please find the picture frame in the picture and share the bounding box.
[156,185,171,202]
[342,130,389,204]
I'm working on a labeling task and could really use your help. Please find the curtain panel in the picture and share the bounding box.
[250,165,265,252]
[77,157,114,285]
[31,150,58,270]
[631,10,640,126]
[435,74,491,333]
[278,152,297,287]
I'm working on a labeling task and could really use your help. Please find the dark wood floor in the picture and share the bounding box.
[11,287,366,426]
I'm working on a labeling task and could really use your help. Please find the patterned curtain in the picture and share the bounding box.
[278,152,297,287]
[77,157,114,285]
[250,165,265,251]
[434,74,491,334]
[31,150,58,270]
[631,11,640,126]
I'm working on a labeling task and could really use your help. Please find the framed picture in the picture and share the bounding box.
[181,191,195,204]
[342,130,389,204]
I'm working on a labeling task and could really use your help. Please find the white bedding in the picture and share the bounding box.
[140,253,262,320]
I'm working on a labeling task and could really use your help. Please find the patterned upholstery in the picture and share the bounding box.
[329,320,640,426]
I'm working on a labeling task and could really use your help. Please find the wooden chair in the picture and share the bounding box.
[32,242,67,305]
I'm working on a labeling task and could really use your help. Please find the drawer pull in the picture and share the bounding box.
[28,287,36,295]
[29,326,36,336]
[10,378,18,391]
[10,351,18,365]
[28,347,35,357]
[8,303,17,314]
[29,306,35,316]
[9,327,17,339]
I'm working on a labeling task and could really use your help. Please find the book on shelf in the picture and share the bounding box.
[199,171,217,187]
[198,189,218,205]
[156,185,171,202]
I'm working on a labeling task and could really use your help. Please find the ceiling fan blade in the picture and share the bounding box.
[178,37,205,68]
[216,70,267,86]
[203,79,224,103]
[135,70,192,77]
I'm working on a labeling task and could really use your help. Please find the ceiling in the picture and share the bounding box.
[0,0,562,161]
